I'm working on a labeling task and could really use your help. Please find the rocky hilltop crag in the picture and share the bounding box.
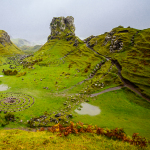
[47,16,79,46]
[48,16,75,39]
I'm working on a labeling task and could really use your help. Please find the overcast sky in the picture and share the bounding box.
[0,0,150,44]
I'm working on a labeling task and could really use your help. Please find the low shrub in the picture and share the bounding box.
[4,112,15,121]
[3,70,18,75]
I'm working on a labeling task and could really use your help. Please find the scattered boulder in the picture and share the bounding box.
[105,32,123,52]
[55,113,61,117]
[67,114,73,118]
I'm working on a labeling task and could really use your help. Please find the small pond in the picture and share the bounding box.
[75,102,101,116]
[0,75,4,77]
[0,84,10,91]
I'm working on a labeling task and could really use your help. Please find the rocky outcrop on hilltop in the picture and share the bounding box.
[48,16,75,40]
[103,30,123,52]
[0,31,11,47]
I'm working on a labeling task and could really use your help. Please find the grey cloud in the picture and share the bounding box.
[0,0,150,44]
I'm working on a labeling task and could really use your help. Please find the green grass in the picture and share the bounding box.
[0,129,141,150]
[72,88,150,139]
[90,27,150,97]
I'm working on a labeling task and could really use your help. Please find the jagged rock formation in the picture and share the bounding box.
[0,31,11,47]
[104,30,123,52]
[48,16,75,40]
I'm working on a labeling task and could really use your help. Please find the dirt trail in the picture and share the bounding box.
[90,86,124,97]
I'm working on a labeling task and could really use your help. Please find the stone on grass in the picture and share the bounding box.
[55,113,61,117]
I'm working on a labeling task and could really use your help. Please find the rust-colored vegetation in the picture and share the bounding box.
[38,122,149,148]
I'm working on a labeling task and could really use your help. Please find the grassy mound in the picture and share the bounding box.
[88,27,150,97]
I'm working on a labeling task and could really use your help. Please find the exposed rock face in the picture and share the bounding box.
[84,35,95,43]
[48,16,75,40]
[103,30,123,52]
[0,31,11,47]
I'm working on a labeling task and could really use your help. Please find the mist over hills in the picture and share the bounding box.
[11,38,31,47]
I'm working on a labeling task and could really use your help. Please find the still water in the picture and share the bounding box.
[0,84,10,91]
[75,102,101,116]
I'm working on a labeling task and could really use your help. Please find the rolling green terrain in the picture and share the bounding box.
[87,26,150,97]
[0,18,150,149]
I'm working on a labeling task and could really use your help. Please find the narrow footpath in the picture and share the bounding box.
[90,86,124,97]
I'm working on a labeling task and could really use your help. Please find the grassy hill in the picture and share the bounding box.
[0,19,150,149]
[87,26,150,98]
[0,30,23,65]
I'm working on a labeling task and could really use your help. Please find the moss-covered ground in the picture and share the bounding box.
[89,27,150,97]
[1,129,143,150]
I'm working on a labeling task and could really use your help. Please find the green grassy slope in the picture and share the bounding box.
[88,27,150,97]
[0,30,23,65]
[0,129,142,150]
[26,38,102,76]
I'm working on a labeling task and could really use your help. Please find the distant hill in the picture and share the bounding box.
[11,38,31,47]
[20,45,42,54]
